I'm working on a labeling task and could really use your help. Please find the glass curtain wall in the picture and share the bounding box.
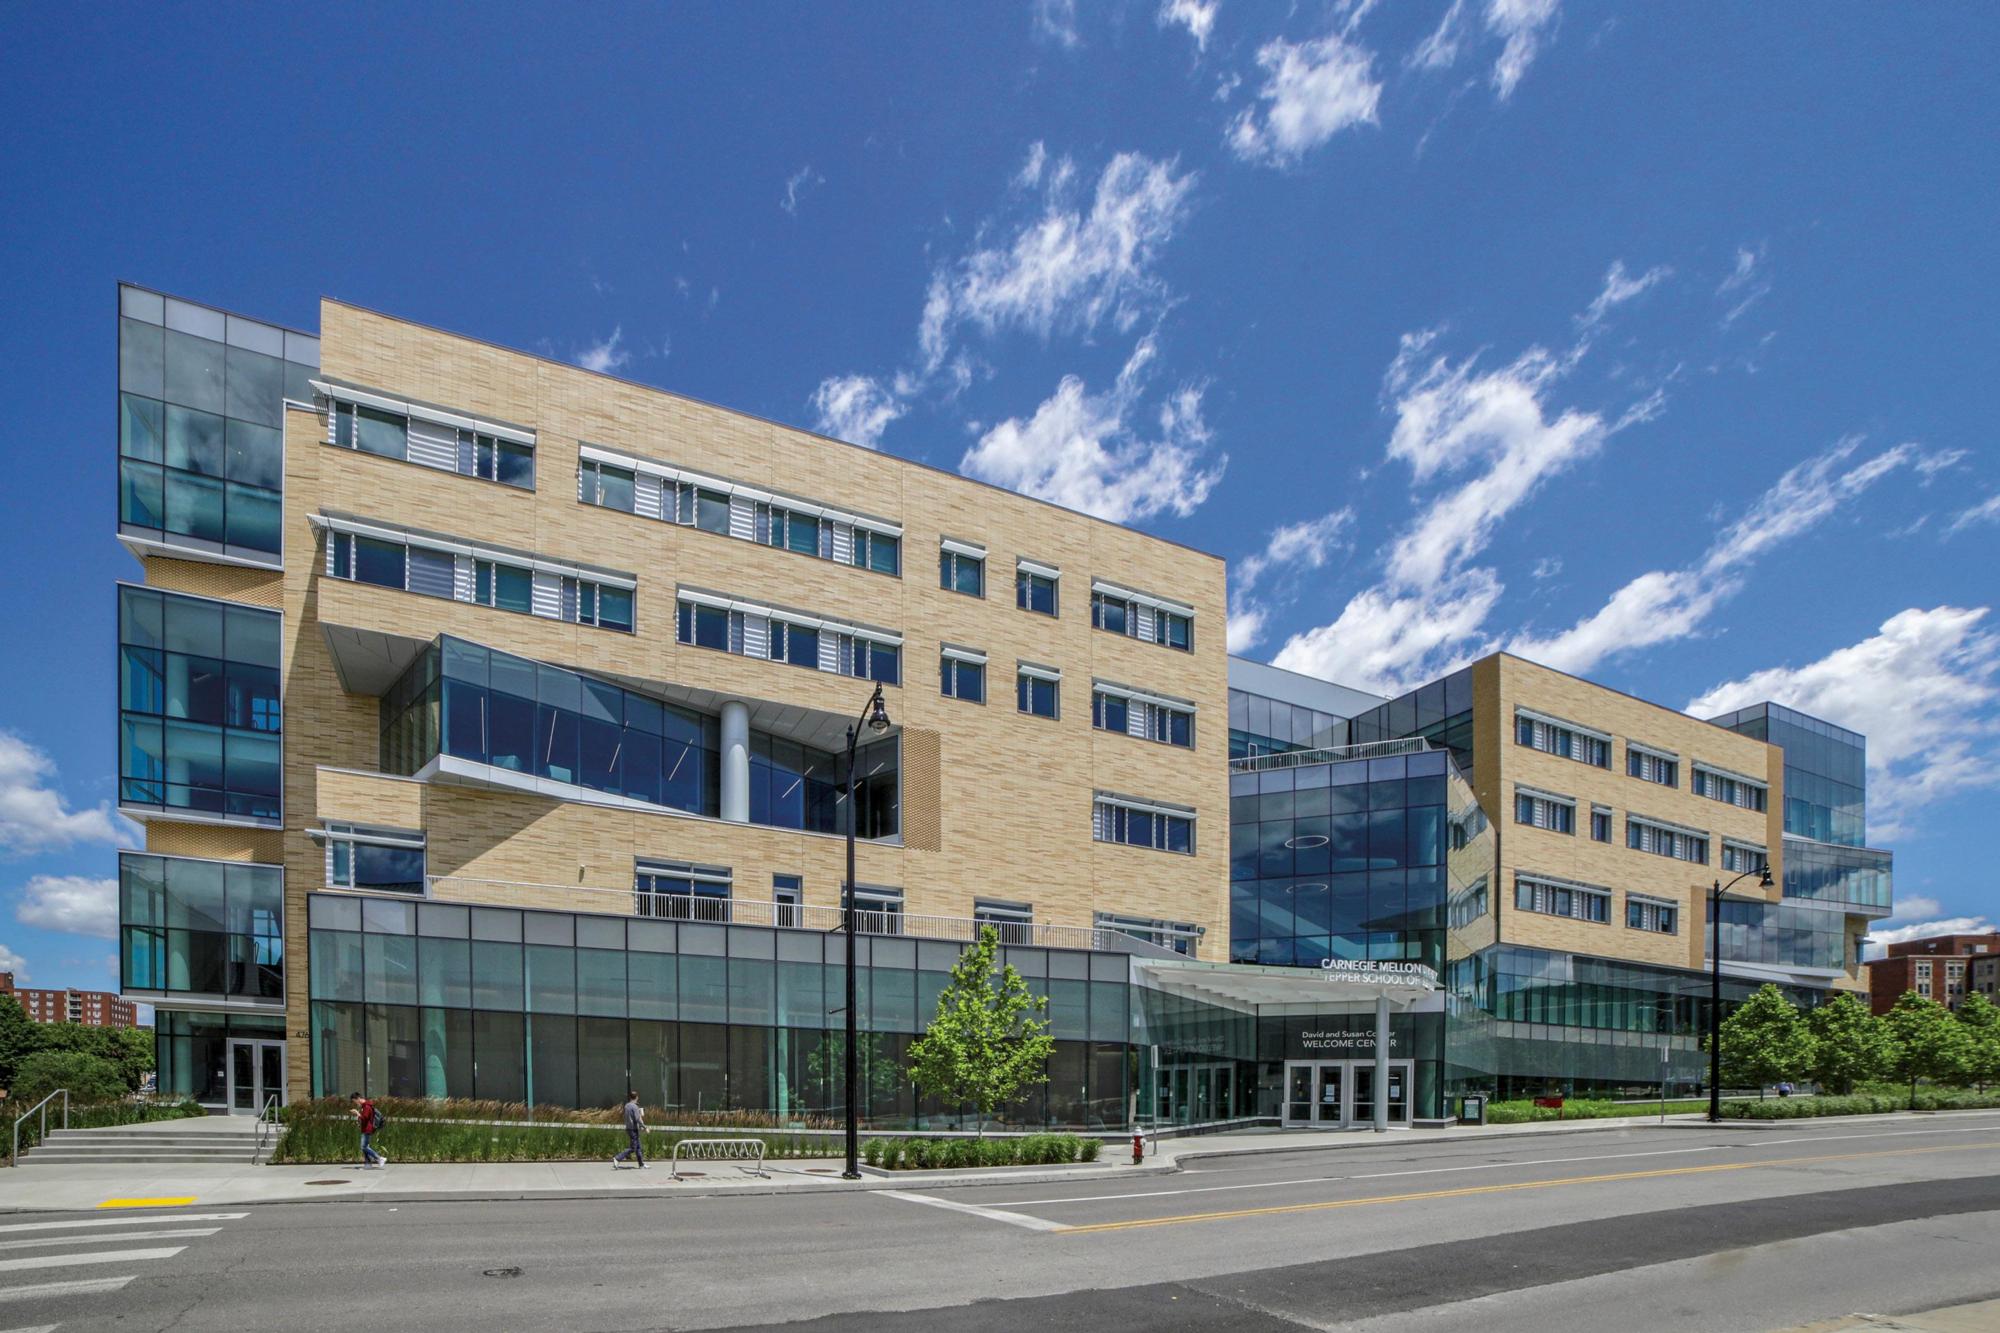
[117,586,282,821]
[306,894,1126,1127]
[155,1010,286,1104]
[120,853,284,1000]
[1347,667,1476,774]
[1227,689,1349,761]
[116,286,316,562]
[377,636,900,838]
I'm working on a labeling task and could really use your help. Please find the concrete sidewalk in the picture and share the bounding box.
[0,1113,1734,1212]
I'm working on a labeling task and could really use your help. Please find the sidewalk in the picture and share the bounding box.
[0,1113,1719,1212]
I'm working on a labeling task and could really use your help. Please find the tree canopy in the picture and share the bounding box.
[1717,983,1817,1092]
[907,926,1055,1136]
[1884,991,1971,1105]
[1806,992,1893,1095]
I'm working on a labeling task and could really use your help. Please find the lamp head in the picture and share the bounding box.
[1758,867,1774,889]
[866,687,892,734]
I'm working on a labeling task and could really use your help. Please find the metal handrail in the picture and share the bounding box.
[1229,737,1433,773]
[252,1094,281,1163]
[9,1089,68,1166]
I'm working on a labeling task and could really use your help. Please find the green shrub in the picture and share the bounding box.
[1077,1136,1101,1163]
[860,1138,883,1167]
[12,1051,127,1106]
[1719,1088,2000,1120]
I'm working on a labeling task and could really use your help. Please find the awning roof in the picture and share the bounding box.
[1133,957,1437,1009]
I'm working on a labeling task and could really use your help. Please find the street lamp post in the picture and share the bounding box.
[1708,865,1776,1123]
[842,682,891,1180]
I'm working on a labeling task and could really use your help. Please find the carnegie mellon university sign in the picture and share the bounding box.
[1317,959,1437,988]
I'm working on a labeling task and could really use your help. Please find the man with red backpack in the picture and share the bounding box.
[351,1091,388,1169]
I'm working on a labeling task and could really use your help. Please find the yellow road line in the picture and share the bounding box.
[1057,1141,2000,1235]
[95,1198,196,1210]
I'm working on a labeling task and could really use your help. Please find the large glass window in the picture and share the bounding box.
[118,586,281,821]
[121,853,282,1000]
[1016,568,1058,616]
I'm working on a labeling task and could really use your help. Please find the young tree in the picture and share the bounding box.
[11,1051,127,1106]
[1807,992,1893,1095]
[1954,992,2000,1091]
[1716,983,1816,1096]
[908,926,1055,1138]
[1884,991,1972,1106]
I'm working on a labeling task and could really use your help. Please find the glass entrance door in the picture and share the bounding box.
[1282,1059,1415,1128]
[227,1038,285,1115]
[1284,1063,1314,1125]
[1314,1064,1344,1123]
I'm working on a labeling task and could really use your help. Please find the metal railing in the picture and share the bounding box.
[1230,737,1433,774]
[424,876,1193,956]
[670,1136,768,1180]
[9,1089,68,1166]
[252,1094,281,1164]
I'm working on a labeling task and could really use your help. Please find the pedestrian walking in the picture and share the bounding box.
[613,1090,647,1169]
[351,1091,388,1168]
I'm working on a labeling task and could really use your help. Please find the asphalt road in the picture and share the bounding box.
[9,1115,2000,1332]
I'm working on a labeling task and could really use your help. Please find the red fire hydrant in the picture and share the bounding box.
[1132,1132,1145,1165]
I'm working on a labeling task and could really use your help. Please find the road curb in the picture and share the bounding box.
[1655,1107,2000,1131]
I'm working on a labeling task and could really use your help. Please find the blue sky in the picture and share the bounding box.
[2,2,1995,995]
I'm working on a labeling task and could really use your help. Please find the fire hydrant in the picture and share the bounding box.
[1132,1132,1145,1165]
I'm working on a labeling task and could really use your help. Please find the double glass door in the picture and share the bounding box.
[1282,1059,1411,1128]
[227,1039,286,1115]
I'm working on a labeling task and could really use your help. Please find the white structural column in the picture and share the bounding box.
[719,700,750,823]
[1373,992,1390,1133]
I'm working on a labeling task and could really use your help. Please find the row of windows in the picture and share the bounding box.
[579,458,902,576]
[1628,749,1677,787]
[674,599,901,686]
[1093,800,1196,855]
[1516,715,1609,767]
[1693,766,1770,812]
[1089,589,1193,652]
[333,399,535,490]
[1517,713,1771,815]
[326,529,635,633]
[1092,690,1194,748]
[1627,817,1709,865]
[1514,876,1680,936]
[1512,786,1762,872]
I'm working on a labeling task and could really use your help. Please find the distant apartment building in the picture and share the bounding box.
[0,973,140,1028]
[1867,933,2000,1013]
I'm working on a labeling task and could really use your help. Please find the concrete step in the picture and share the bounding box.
[45,1130,265,1142]
[22,1151,260,1165]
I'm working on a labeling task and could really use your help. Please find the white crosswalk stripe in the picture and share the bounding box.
[0,1275,135,1302]
[0,1324,60,1332]
[0,1228,221,1252]
[0,1213,246,1235]
[0,1247,186,1274]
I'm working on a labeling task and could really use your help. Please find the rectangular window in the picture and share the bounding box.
[973,900,1035,946]
[1693,766,1769,812]
[325,828,426,896]
[1515,712,1610,767]
[1627,746,1678,787]
[852,529,899,576]
[773,874,802,929]
[1721,841,1767,875]
[563,577,633,633]
[1627,898,1679,934]
[939,548,985,597]
[465,432,534,489]
[1514,789,1576,834]
[352,536,406,590]
[472,560,535,615]
[1091,588,1194,651]
[1092,689,1193,748]
[635,862,732,922]
[1627,817,1710,865]
[1093,690,1129,734]
[1093,798,1195,855]
[1018,671,1059,719]
[580,460,636,512]
[1016,566,1058,616]
[337,403,408,460]
[1591,806,1612,842]
[941,654,985,703]
[1515,875,1610,923]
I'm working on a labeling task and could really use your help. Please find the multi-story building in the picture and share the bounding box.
[118,282,1461,1126]
[1867,933,2000,1013]
[1230,652,1891,1100]
[0,974,140,1028]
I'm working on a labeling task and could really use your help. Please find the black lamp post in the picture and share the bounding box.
[1708,864,1776,1122]
[842,682,891,1179]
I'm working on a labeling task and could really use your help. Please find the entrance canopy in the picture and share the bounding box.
[1133,957,1437,1010]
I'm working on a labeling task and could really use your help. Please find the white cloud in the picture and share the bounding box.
[781,165,824,215]
[1236,510,1355,593]
[809,375,905,450]
[0,732,122,855]
[1578,259,1671,334]
[1227,33,1382,167]
[16,875,118,939]
[1916,448,1967,483]
[0,943,25,980]
[1486,0,1560,99]
[575,327,629,374]
[1688,605,2000,841]
[1864,917,1993,960]
[1227,606,1268,654]
[1159,0,1219,52]
[1014,141,1048,191]
[1532,556,1562,579]
[1509,438,1922,675]
[1274,572,1502,693]
[958,336,1225,523]
[1408,0,1466,71]
[1032,0,1081,49]
[1717,243,1772,328]
[1947,494,2000,535]
[926,151,1194,370]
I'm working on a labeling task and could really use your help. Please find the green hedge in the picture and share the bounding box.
[861,1133,1098,1170]
[1482,1098,1711,1124]
[270,1106,846,1165]
[288,1095,836,1130]
[9,1098,207,1160]
[1720,1088,2000,1119]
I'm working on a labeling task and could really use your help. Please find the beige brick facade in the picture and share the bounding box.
[1473,654,1788,973]
[136,299,1230,1100]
